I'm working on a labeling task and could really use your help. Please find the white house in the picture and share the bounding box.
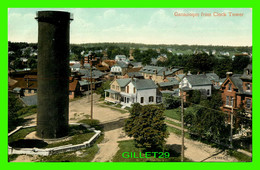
[179,74,212,97]
[115,55,127,62]
[105,78,161,107]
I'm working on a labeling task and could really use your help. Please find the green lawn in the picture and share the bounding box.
[8,127,36,143]
[112,140,191,162]
[39,134,104,162]
[164,108,181,121]
[165,119,181,127]
[17,105,37,118]
[227,150,252,162]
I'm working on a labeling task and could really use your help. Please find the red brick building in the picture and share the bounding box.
[220,64,252,116]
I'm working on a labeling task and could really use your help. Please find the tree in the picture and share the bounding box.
[124,103,169,150]
[184,105,229,143]
[187,53,215,74]
[163,94,181,109]
[213,56,233,78]
[95,81,111,98]
[8,93,23,132]
[232,55,250,74]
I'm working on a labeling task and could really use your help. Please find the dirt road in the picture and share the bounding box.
[12,94,239,162]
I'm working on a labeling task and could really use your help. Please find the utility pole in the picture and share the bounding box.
[180,88,185,162]
[88,52,94,120]
[230,98,234,149]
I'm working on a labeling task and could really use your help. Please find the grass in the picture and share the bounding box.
[17,105,37,118]
[98,103,128,114]
[165,119,181,127]
[8,127,36,144]
[164,108,181,121]
[39,134,104,162]
[227,150,252,162]
[112,140,191,162]
[8,125,95,149]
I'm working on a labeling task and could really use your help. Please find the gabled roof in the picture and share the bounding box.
[103,60,116,67]
[115,78,158,90]
[140,65,166,74]
[132,79,158,90]
[186,74,212,86]
[20,95,37,106]
[127,67,142,73]
[116,78,132,87]
[230,75,243,92]
[205,73,220,81]
[114,61,129,68]
[126,72,143,77]
[240,63,252,80]
[80,69,105,79]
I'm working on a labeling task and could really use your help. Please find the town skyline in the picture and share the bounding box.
[8,8,252,46]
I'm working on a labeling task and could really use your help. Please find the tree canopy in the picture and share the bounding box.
[124,103,169,150]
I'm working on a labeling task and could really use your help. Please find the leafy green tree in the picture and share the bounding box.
[213,56,232,78]
[8,93,23,132]
[163,94,181,109]
[232,55,250,74]
[95,81,111,98]
[184,105,229,143]
[124,103,169,150]
[189,90,201,104]
[187,53,215,73]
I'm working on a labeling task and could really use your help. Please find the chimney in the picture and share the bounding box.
[80,58,84,69]
[226,72,233,78]
[197,72,200,75]
[163,71,166,79]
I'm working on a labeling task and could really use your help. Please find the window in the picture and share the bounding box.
[230,97,233,107]
[149,96,154,102]
[228,83,232,91]
[226,96,229,106]
[207,89,210,96]
[126,86,129,93]
[112,85,115,89]
[141,97,144,103]
[246,99,251,108]
[127,98,129,103]
[133,87,136,93]
[116,86,119,90]
[69,91,72,95]
[246,83,251,90]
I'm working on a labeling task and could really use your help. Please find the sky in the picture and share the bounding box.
[8,8,252,46]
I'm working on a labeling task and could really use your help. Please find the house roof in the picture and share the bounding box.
[10,77,38,90]
[126,72,143,77]
[127,67,142,73]
[186,74,212,86]
[230,75,243,92]
[132,79,158,90]
[20,95,37,106]
[116,78,132,87]
[114,61,129,68]
[159,81,177,87]
[79,80,91,86]
[103,60,116,67]
[140,65,181,76]
[80,69,105,79]
[240,63,252,80]
[140,65,166,74]
[205,73,220,81]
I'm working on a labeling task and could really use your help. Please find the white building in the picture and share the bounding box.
[115,55,127,62]
[105,78,161,107]
[179,74,213,97]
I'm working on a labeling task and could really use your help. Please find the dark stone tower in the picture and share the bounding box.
[35,11,73,139]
